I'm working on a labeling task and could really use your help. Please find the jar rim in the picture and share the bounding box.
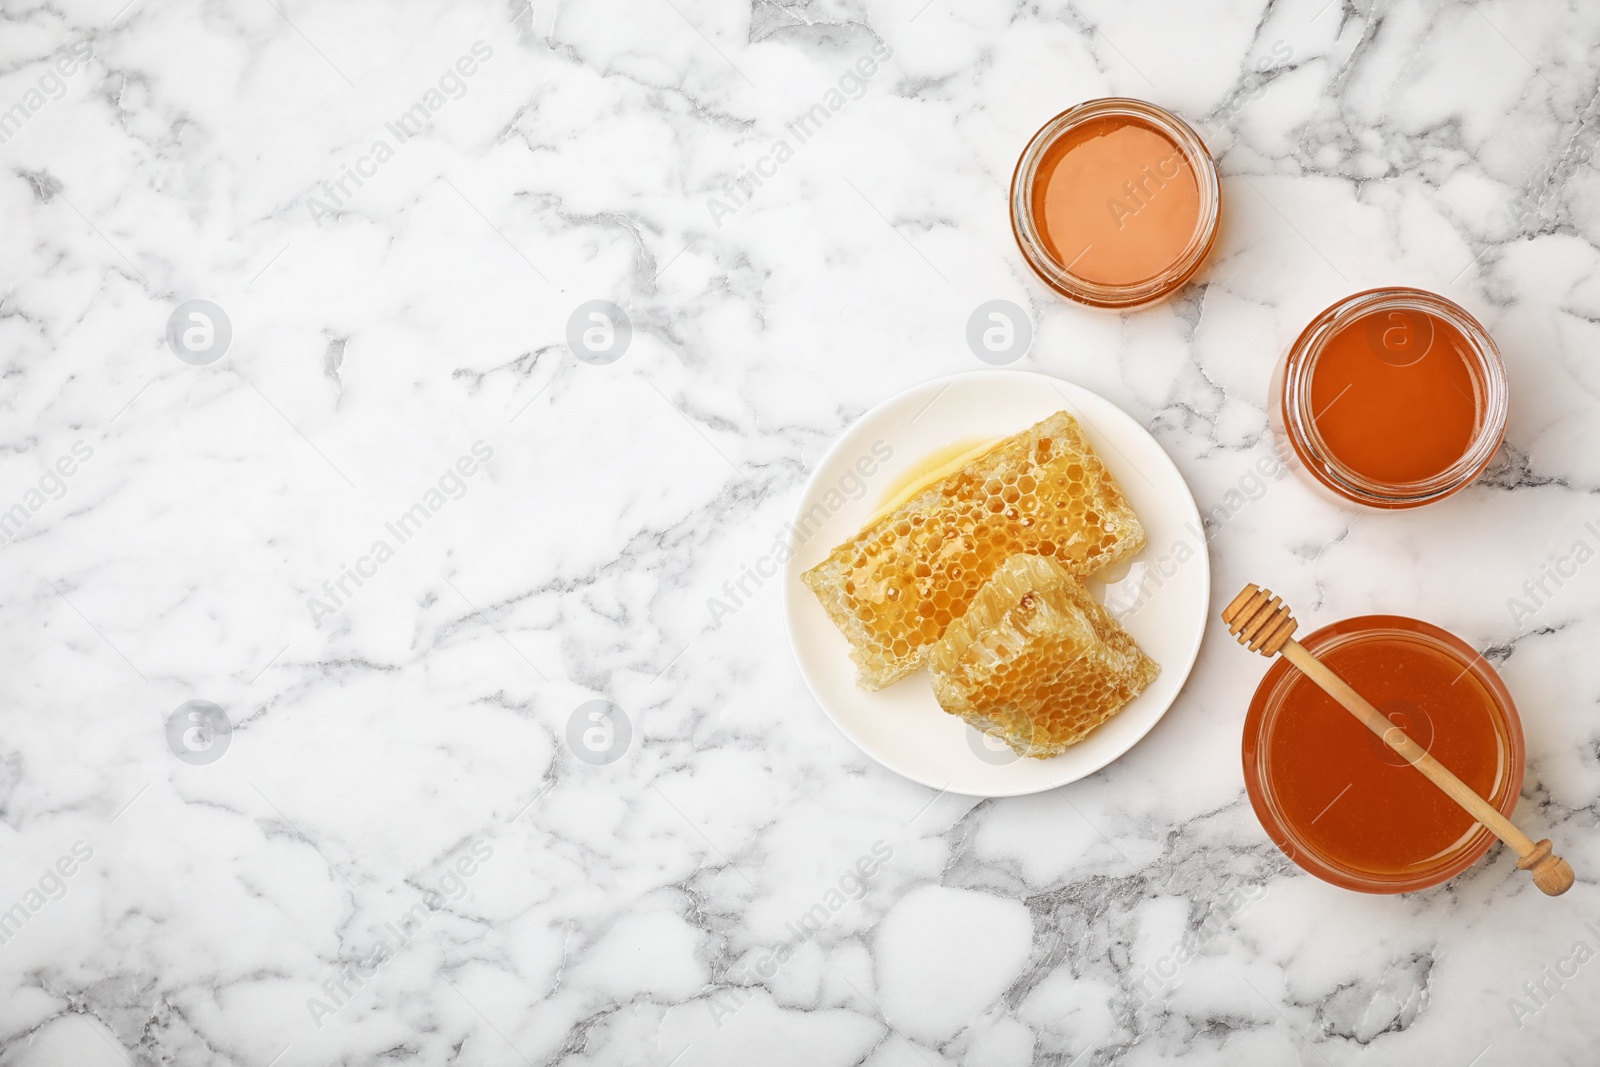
[1009,98,1221,309]
[1242,614,1524,894]
[1280,287,1508,508]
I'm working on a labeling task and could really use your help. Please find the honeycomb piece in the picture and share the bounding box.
[802,410,1145,690]
[929,553,1159,759]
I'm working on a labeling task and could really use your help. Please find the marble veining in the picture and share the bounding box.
[1,0,1598,1064]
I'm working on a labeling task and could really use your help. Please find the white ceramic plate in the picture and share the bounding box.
[783,369,1209,797]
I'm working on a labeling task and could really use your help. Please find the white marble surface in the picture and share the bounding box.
[2,0,1599,1064]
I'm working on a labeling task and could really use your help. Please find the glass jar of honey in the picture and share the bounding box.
[1274,288,1509,509]
[1010,98,1221,309]
[1242,615,1524,893]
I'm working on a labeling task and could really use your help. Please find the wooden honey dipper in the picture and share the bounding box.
[1222,583,1574,896]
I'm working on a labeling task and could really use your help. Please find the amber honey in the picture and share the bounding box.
[1277,288,1508,508]
[1011,98,1220,308]
[1030,116,1201,287]
[1309,308,1479,484]
[1243,615,1523,893]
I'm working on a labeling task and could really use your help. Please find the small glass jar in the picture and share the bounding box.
[1242,615,1524,894]
[1273,287,1508,509]
[1010,98,1221,309]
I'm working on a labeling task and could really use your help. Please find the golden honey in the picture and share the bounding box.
[803,411,1144,690]
[931,553,1158,758]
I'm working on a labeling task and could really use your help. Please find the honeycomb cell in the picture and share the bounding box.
[801,410,1146,691]
[929,554,1159,758]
